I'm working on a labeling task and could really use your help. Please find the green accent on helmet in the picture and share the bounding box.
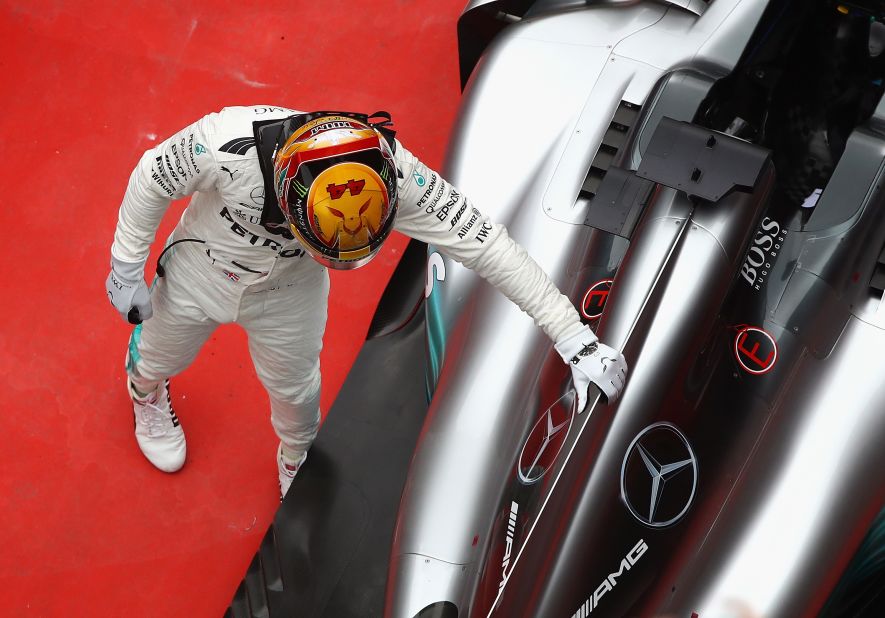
[292,179,308,198]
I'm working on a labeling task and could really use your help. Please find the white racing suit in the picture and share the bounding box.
[112,105,584,462]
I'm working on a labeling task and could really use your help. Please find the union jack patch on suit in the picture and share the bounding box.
[223,270,240,282]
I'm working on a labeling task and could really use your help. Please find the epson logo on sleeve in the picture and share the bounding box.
[433,190,462,222]
[171,144,191,180]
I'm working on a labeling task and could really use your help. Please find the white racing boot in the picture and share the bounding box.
[278,443,307,500]
[129,379,186,472]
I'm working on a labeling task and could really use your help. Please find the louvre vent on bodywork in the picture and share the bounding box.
[870,244,885,296]
[579,101,640,200]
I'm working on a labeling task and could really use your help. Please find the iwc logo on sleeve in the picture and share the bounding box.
[620,422,698,527]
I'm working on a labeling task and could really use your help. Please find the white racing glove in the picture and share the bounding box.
[555,325,628,411]
[106,255,152,324]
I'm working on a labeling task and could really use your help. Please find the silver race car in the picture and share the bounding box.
[229,2,885,616]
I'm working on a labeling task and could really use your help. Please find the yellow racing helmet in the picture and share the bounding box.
[273,114,398,269]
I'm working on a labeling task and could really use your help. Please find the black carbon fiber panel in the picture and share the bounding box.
[227,269,429,618]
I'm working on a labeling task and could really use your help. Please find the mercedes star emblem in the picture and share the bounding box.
[620,422,698,528]
[517,395,574,484]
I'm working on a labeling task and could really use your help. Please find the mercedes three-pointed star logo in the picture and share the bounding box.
[620,422,698,528]
[517,394,575,484]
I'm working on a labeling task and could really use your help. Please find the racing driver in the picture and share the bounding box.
[105,106,628,497]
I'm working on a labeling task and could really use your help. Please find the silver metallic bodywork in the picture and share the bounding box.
[682,100,885,616]
[387,1,885,616]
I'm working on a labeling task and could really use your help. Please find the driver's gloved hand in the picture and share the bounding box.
[106,256,152,324]
[555,325,628,411]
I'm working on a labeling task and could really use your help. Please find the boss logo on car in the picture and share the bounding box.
[740,217,786,291]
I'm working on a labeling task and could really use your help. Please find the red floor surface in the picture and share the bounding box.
[0,1,466,615]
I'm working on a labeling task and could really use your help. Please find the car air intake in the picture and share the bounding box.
[579,100,640,200]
